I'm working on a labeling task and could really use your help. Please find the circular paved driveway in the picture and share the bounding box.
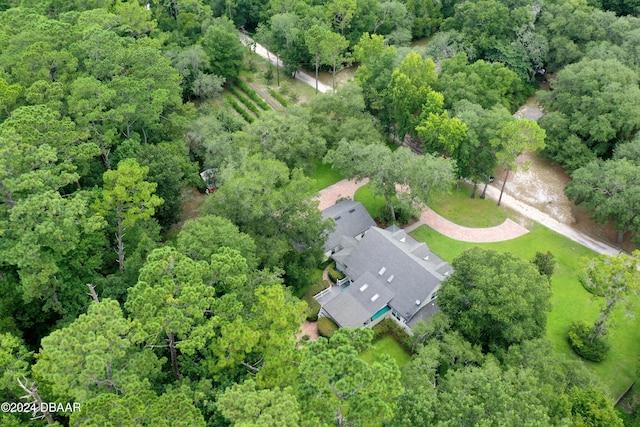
[317,178,529,243]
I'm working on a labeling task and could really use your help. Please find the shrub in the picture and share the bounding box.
[236,79,271,110]
[378,203,415,226]
[229,86,260,116]
[268,87,291,107]
[263,67,274,84]
[317,317,339,338]
[568,320,610,362]
[305,280,329,299]
[246,56,257,72]
[373,318,413,354]
[327,263,345,283]
[532,251,556,281]
[288,90,299,103]
[306,298,321,322]
[226,95,253,123]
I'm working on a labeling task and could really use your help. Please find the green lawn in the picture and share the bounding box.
[411,223,640,399]
[429,183,512,228]
[354,184,387,219]
[360,335,411,368]
[354,181,515,229]
[309,160,344,192]
[243,52,319,105]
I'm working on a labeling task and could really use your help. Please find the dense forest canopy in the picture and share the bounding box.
[1,0,639,425]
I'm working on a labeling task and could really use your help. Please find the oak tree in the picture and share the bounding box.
[438,247,552,352]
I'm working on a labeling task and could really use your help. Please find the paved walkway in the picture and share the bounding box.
[404,209,529,243]
[316,177,369,210]
[238,31,332,94]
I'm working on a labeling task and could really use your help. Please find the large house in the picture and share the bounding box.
[317,202,452,330]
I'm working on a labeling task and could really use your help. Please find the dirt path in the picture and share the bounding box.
[298,321,319,341]
[497,98,627,254]
[483,183,619,255]
[238,31,332,94]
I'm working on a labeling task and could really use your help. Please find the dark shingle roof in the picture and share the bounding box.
[323,271,393,328]
[322,292,370,328]
[340,227,452,322]
[322,201,375,252]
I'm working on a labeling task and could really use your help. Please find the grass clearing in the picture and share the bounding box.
[317,66,357,88]
[430,183,512,228]
[360,335,411,368]
[309,160,344,192]
[243,52,319,105]
[296,267,326,299]
[354,184,387,219]
[410,223,640,399]
[165,187,207,241]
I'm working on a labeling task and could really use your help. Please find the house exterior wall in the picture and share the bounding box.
[366,310,392,329]
[421,285,440,310]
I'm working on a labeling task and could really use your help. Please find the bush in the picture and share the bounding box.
[378,203,415,226]
[373,318,413,354]
[288,90,299,103]
[327,263,345,283]
[305,280,329,299]
[568,320,610,362]
[317,317,339,338]
[225,95,253,123]
[532,251,556,281]
[268,87,291,107]
[263,67,274,84]
[229,85,261,116]
[306,298,321,322]
[236,79,271,110]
